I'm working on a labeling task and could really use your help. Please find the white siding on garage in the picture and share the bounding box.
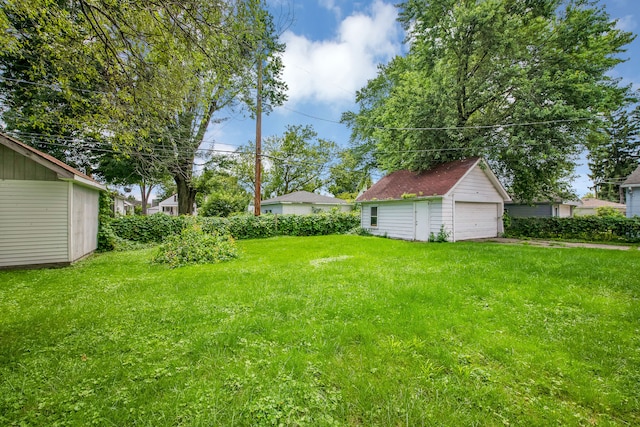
[362,202,415,240]
[70,184,99,262]
[454,202,499,241]
[0,180,69,267]
[453,166,504,203]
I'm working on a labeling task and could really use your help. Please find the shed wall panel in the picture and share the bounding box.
[453,166,504,202]
[70,184,99,261]
[0,144,58,181]
[361,202,415,240]
[0,180,69,267]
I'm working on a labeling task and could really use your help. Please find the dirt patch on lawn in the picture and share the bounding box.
[470,237,638,250]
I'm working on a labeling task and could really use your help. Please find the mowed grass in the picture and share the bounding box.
[0,235,638,426]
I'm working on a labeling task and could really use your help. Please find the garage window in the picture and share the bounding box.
[370,206,378,227]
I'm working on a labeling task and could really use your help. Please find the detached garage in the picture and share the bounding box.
[0,133,105,269]
[357,158,510,242]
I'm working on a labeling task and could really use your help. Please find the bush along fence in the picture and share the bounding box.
[504,216,640,243]
[109,212,360,244]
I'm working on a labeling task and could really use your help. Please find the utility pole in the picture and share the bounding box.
[254,56,263,216]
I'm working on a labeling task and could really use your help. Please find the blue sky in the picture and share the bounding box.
[206,0,640,198]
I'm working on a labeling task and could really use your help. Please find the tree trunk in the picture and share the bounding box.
[175,175,196,215]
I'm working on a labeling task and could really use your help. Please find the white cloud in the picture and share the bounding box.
[280,0,402,106]
[615,14,637,31]
[318,0,342,19]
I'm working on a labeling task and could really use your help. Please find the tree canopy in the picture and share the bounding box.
[0,0,286,214]
[587,102,640,202]
[343,0,636,202]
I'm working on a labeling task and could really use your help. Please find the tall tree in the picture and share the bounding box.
[0,0,287,214]
[233,124,337,198]
[263,125,336,197]
[327,149,373,200]
[587,103,640,202]
[343,0,635,202]
[96,148,169,215]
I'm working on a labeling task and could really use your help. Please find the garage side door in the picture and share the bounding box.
[454,202,498,241]
[0,180,69,267]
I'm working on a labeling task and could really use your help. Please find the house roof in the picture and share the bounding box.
[356,157,509,202]
[506,198,580,206]
[579,198,626,209]
[621,165,640,187]
[0,132,105,190]
[262,190,348,205]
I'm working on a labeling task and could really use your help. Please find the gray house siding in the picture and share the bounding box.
[626,188,640,217]
[505,204,552,218]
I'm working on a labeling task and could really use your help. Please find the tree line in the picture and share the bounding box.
[0,0,638,215]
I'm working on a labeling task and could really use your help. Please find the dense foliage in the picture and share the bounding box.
[235,124,336,198]
[504,216,640,242]
[0,0,286,215]
[587,104,640,203]
[110,212,360,243]
[97,191,117,252]
[152,225,238,268]
[343,0,635,202]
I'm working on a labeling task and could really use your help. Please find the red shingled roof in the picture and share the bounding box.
[357,157,481,202]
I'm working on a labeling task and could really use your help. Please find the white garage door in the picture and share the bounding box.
[454,202,499,241]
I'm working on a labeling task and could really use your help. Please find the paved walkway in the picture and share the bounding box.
[471,237,638,251]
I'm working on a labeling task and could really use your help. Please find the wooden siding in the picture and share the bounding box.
[0,180,69,267]
[452,166,503,202]
[0,143,58,181]
[70,184,99,261]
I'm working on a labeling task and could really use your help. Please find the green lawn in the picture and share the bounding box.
[1,235,638,426]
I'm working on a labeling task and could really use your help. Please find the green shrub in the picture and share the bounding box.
[110,214,188,243]
[111,212,360,242]
[595,206,625,218]
[97,222,117,252]
[152,225,238,268]
[429,224,450,242]
[504,216,640,243]
[97,191,116,252]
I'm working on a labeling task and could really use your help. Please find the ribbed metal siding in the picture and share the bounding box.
[0,180,69,267]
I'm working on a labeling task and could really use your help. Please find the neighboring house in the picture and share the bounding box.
[621,165,640,217]
[356,157,510,242]
[147,194,196,215]
[148,194,179,215]
[0,132,105,269]
[504,199,579,218]
[112,194,134,216]
[260,191,352,215]
[574,198,626,216]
